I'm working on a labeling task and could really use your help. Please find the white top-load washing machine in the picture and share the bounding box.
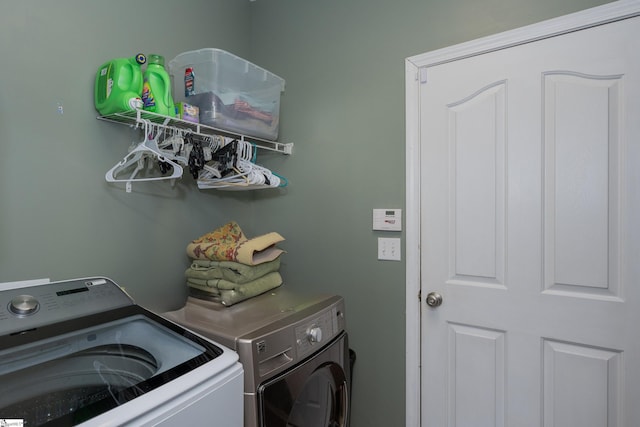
[0,277,243,427]
[163,287,351,427]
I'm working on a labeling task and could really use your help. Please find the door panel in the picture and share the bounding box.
[449,82,506,284]
[543,72,622,295]
[543,340,622,427]
[448,324,506,427]
[419,14,639,427]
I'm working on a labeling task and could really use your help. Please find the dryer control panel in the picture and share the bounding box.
[0,277,134,335]
[294,305,342,359]
[237,295,346,389]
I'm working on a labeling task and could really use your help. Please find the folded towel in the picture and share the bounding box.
[186,257,281,284]
[235,232,285,265]
[186,221,285,265]
[187,271,283,306]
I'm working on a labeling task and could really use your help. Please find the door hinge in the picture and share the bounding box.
[419,67,428,84]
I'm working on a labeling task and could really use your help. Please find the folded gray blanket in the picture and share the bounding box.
[186,257,281,284]
[186,271,283,306]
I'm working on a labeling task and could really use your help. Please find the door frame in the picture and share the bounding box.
[404,1,640,425]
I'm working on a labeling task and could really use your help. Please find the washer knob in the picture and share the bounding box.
[307,326,323,343]
[9,295,40,316]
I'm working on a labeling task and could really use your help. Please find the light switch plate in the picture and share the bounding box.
[378,237,401,261]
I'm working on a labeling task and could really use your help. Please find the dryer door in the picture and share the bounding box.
[258,332,349,427]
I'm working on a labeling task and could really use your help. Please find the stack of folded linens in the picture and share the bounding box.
[185,221,285,306]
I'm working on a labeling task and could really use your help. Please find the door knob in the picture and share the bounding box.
[426,292,443,307]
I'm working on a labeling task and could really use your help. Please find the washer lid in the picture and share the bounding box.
[0,305,227,427]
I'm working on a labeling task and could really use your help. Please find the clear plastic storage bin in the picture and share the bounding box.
[169,48,285,141]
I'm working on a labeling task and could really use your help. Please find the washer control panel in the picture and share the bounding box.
[8,294,41,316]
[0,277,134,335]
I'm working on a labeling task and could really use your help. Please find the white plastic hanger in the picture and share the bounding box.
[196,138,285,189]
[105,119,183,192]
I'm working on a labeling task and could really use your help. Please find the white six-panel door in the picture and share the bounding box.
[405,2,640,426]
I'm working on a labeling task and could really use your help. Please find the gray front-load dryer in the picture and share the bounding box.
[163,287,350,427]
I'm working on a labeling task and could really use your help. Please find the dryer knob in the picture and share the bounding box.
[9,294,40,316]
[307,326,323,343]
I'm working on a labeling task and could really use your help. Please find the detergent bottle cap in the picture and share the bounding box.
[134,53,147,65]
[148,54,165,66]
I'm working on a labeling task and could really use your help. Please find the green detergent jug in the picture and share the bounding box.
[142,54,175,117]
[94,54,146,116]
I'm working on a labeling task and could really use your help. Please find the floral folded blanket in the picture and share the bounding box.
[186,221,285,265]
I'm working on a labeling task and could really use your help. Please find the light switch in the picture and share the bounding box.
[378,237,401,261]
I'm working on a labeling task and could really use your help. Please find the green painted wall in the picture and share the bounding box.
[0,0,256,306]
[0,0,611,426]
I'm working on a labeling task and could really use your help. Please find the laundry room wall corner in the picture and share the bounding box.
[248,0,612,426]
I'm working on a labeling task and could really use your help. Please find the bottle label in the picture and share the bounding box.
[185,67,195,97]
[129,97,143,110]
[106,78,113,98]
[142,81,155,108]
